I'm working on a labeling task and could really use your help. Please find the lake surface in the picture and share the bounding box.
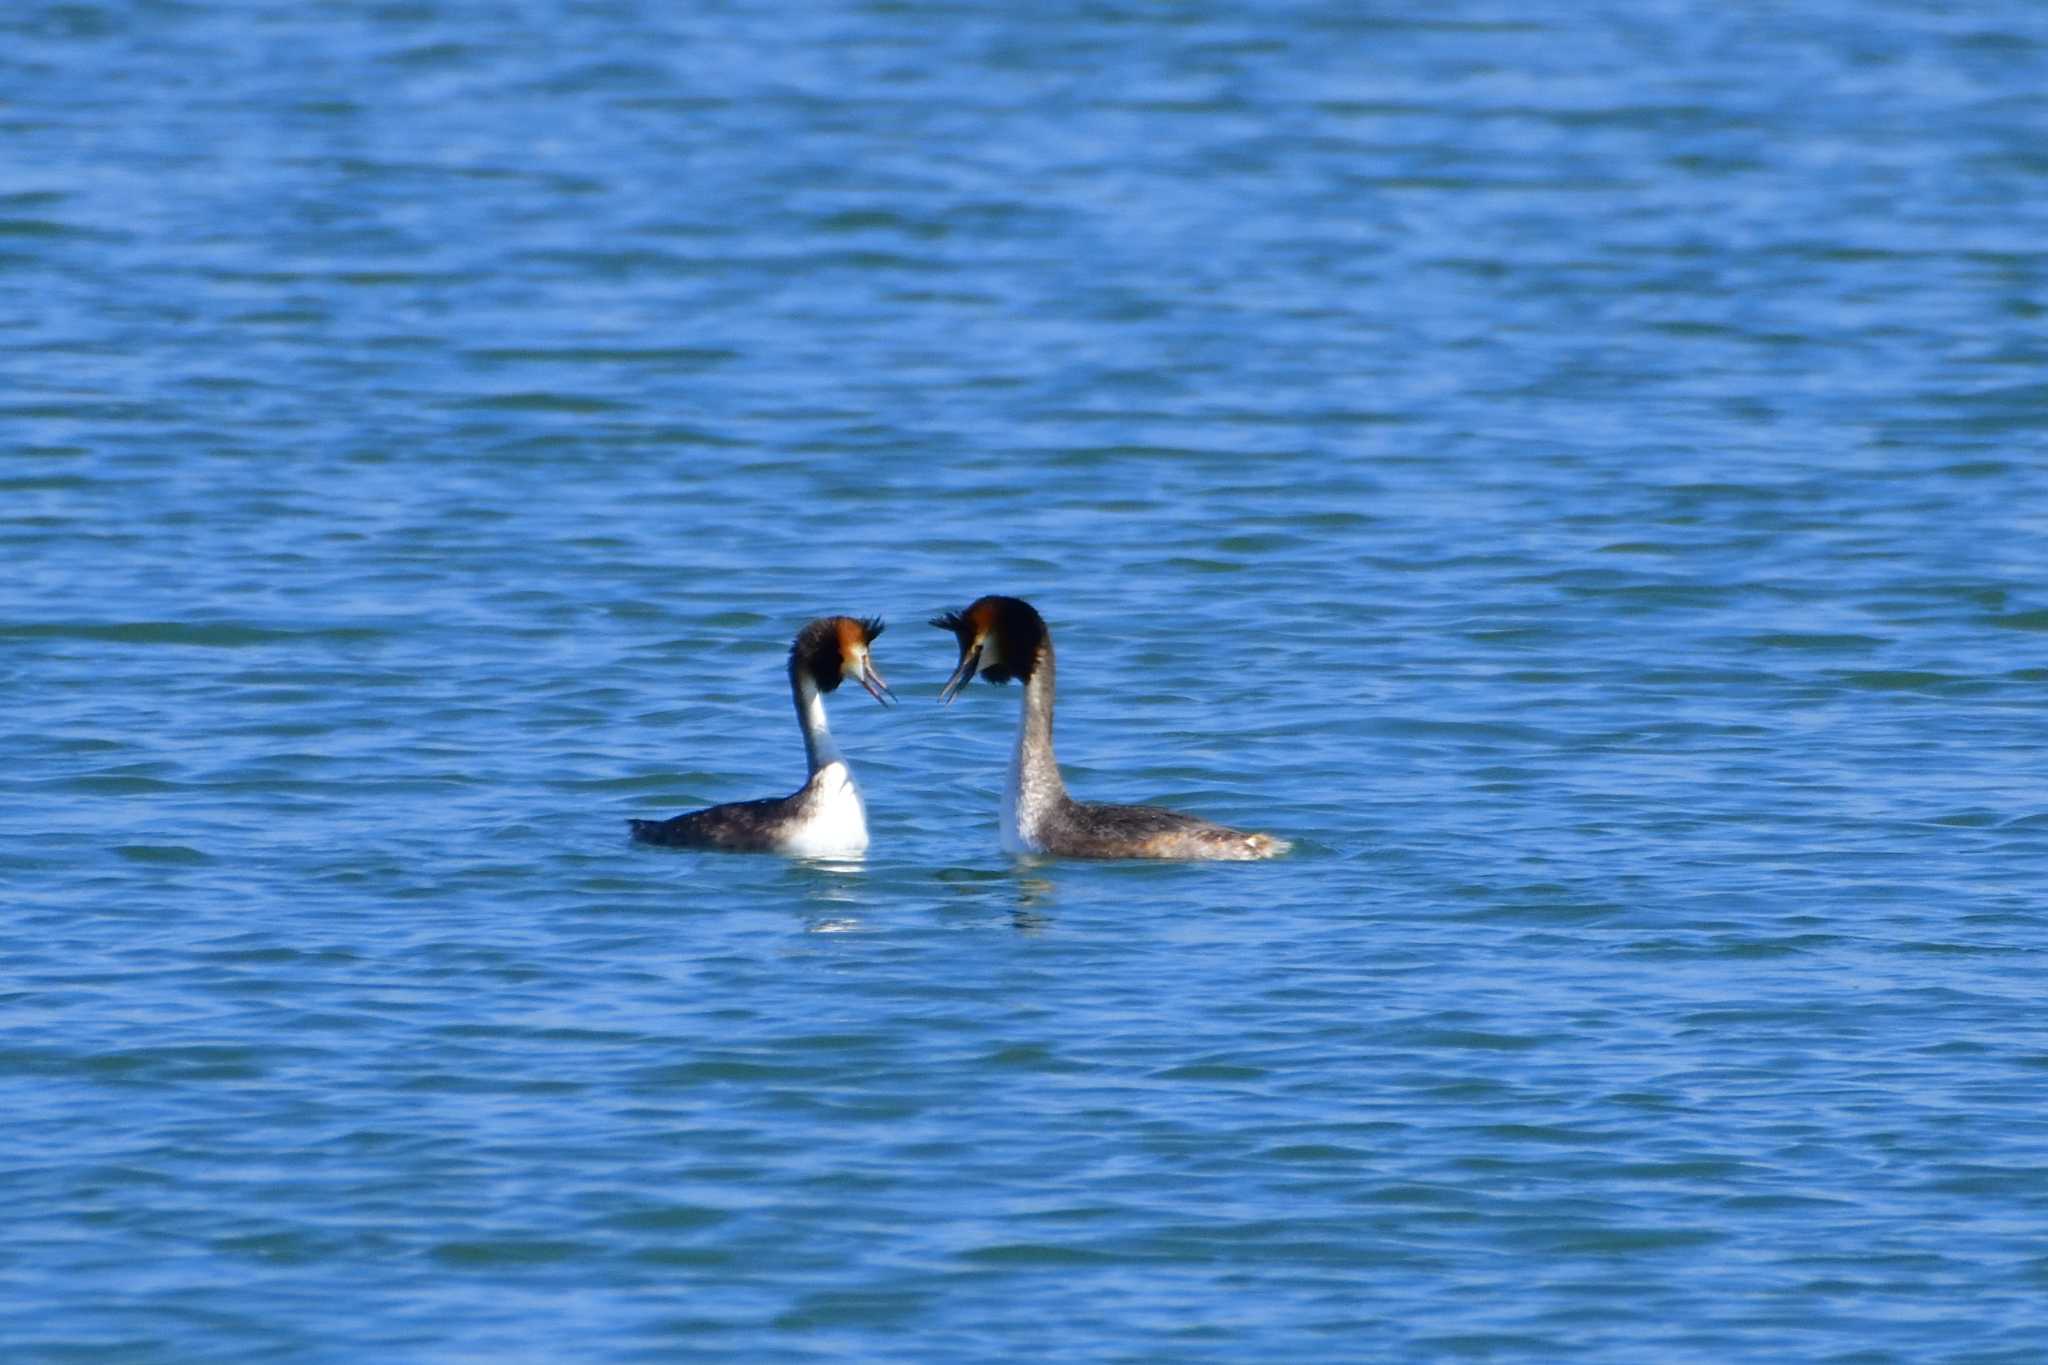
[6,1,2048,1359]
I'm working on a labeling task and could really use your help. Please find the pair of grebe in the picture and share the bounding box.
[627,596,1289,861]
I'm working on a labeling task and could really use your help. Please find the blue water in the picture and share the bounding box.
[7,1,2048,1359]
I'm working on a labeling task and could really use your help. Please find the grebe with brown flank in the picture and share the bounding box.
[931,596,1289,861]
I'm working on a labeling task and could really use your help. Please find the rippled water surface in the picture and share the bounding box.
[7,1,2048,1359]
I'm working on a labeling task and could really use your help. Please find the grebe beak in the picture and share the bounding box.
[857,656,896,706]
[937,639,983,705]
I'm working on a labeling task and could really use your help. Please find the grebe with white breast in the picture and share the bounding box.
[932,596,1289,860]
[629,616,892,855]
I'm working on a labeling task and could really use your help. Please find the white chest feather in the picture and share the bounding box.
[778,761,870,858]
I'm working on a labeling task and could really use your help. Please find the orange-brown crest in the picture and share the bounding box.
[834,615,884,655]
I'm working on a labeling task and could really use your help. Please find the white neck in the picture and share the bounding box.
[1003,651,1066,853]
[773,669,867,858]
[795,672,845,774]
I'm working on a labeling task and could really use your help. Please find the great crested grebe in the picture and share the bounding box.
[629,616,893,856]
[932,595,1290,860]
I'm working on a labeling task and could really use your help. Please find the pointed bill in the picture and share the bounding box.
[857,656,896,705]
[937,640,982,704]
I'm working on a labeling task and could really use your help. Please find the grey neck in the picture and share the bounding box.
[1010,645,1069,825]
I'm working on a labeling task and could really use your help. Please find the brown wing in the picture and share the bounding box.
[1047,801,1284,861]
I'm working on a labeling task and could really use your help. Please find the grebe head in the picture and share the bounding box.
[930,595,1048,703]
[790,616,895,705]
